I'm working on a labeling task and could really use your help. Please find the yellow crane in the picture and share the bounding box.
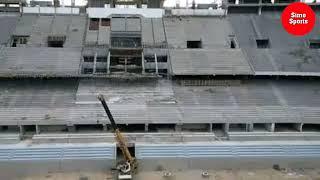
[97,94,137,179]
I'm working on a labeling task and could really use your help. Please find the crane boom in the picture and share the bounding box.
[97,94,137,173]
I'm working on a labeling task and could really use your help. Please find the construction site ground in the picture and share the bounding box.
[19,168,320,180]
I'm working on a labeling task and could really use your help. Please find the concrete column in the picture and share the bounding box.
[154,53,158,75]
[266,123,275,132]
[145,124,149,132]
[141,52,145,74]
[36,125,40,134]
[223,123,229,133]
[175,124,182,132]
[67,125,76,132]
[103,124,108,131]
[93,52,97,74]
[107,51,110,74]
[246,123,254,132]
[209,123,213,132]
[19,125,25,135]
[294,123,303,132]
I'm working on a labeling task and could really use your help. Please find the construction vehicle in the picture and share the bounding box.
[97,94,138,180]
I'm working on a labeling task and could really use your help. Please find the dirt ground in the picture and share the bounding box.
[19,168,320,180]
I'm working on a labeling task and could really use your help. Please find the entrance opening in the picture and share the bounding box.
[75,124,104,132]
[229,123,247,132]
[253,123,268,132]
[117,124,145,132]
[274,123,298,132]
[302,124,320,132]
[149,124,175,132]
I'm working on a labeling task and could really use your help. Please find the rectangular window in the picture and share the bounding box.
[89,18,99,30]
[101,18,111,26]
[309,39,320,49]
[83,56,94,62]
[11,36,29,47]
[256,39,270,48]
[47,35,66,48]
[157,56,168,62]
[187,41,202,48]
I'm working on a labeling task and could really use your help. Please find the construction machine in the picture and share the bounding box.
[97,94,138,180]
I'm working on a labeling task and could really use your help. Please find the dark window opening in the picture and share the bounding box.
[148,124,175,132]
[253,123,268,131]
[96,56,108,62]
[89,18,99,30]
[187,40,202,48]
[83,68,93,74]
[157,56,168,62]
[11,36,29,47]
[302,124,320,132]
[23,125,36,133]
[48,36,66,48]
[96,68,107,73]
[256,39,270,48]
[101,18,111,26]
[117,124,145,132]
[309,39,320,49]
[83,56,94,62]
[275,123,298,132]
[229,123,247,132]
[75,124,103,132]
[145,55,155,63]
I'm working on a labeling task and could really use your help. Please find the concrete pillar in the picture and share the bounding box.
[145,124,149,132]
[141,52,145,74]
[93,52,97,74]
[247,123,254,132]
[223,123,229,133]
[258,7,262,15]
[19,125,25,135]
[107,51,110,74]
[294,123,303,132]
[154,53,158,75]
[103,124,108,131]
[67,125,76,132]
[175,124,182,132]
[36,125,40,134]
[266,123,275,132]
[209,123,213,132]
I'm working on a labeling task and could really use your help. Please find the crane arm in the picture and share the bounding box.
[97,94,137,171]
